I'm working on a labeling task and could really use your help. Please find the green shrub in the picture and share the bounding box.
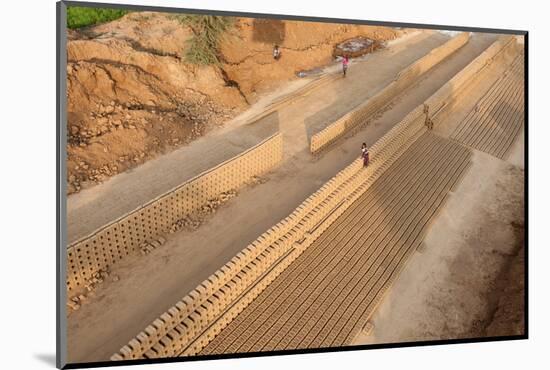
[175,15,234,65]
[67,7,129,29]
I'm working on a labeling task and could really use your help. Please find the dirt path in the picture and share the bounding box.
[67,32,500,363]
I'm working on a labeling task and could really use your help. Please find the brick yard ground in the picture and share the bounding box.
[66,29,524,363]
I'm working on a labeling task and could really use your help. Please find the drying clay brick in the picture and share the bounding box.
[362,322,375,336]
[149,240,162,249]
[128,339,142,354]
[120,345,133,358]
[188,290,201,301]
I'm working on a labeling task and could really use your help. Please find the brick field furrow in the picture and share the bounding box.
[473,59,523,153]
[469,81,523,159]
[451,55,524,159]
[327,165,467,346]
[234,134,441,352]
[236,136,462,350]
[460,63,518,147]
[204,132,432,354]
[458,57,521,148]
[201,126,430,350]
[459,71,511,147]
[277,137,460,350]
[348,157,472,345]
[327,150,471,347]
[338,157,472,345]
[302,141,469,349]
[466,66,520,150]
[200,133,471,354]
[491,68,524,158]
[201,132,434,355]
[497,95,524,159]
[482,81,523,155]
[260,158,443,351]
[478,77,523,154]
[478,56,523,151]
[450,61,511,142]
[320,150,470,346]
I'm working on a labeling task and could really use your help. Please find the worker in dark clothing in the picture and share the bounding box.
[361,143,370,167]
[273,45,281,60]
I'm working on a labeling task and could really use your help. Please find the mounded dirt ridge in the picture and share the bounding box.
[66,12,399,194]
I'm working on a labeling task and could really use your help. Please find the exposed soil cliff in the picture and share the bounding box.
[66,12,399,194]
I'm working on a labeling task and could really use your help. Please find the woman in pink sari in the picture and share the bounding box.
[342,55,349,77]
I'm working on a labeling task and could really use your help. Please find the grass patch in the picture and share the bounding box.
[67,7,129,29]
[175,15,234,65]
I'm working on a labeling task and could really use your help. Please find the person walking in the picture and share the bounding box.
[361,143,370,167]
[342,55,350,77]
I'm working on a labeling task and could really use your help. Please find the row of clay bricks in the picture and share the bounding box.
[67,133,284,293]
[309,80,397,153]
[183,107,430,354]
[184,55,495,354]
[187,119,432,356]
[130,154,380,359]
[309,32,469,153]
[111,100,430,361]
[451,55,524,159]
[396,32,469,83]
[182,178,374,356]
[177,123,428,355]
[338,144,473,347]
[426,35,517,121]
[150,90,432,356]
[110,148,371,359]
[309,32,470,154]
[67,136,283,292]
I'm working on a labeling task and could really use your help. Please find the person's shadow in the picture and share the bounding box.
[34,353,56,367]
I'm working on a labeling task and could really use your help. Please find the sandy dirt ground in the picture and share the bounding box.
[66,32,517,363]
